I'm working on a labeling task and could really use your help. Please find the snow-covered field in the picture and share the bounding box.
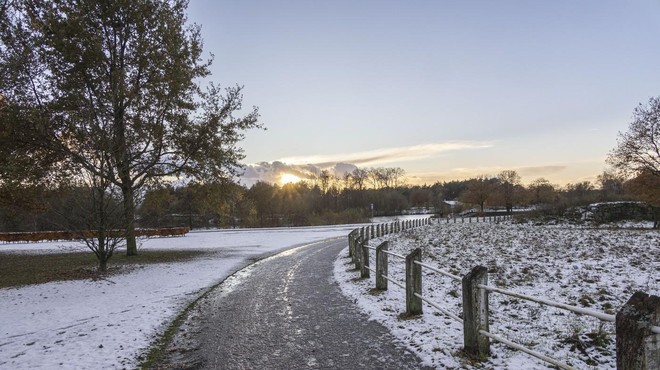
[0,225,356,369]
[334,221,659,369]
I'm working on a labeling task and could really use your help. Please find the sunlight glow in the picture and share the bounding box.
[280,173,302,185]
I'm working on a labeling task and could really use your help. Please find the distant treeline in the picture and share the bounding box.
[2,167,655,232]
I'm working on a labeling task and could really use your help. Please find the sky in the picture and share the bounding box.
[186,0,660,187]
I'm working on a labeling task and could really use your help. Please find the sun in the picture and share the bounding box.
[280,173,302,185]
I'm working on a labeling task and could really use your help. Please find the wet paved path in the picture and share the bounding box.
[157,238,431,369]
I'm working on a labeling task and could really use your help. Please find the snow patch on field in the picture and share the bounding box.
[334,221,659,369]
[0,226,354,369]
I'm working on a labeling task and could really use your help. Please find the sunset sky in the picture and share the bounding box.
[187,0,660,187]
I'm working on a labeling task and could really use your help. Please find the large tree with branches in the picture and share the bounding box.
[608,96,660,178]
[0,0,261,255]
[608,96,660,228]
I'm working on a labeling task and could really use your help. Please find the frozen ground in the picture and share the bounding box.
[334,221,659,369]
[0,225,356,369]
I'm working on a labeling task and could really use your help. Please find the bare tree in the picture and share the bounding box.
[597,170,625,201]
[63,160,125,272]
[608,96,660,178]
[388,167,406,188]
[80,182,125,272]
[350,168,368,190]
[367,168,384,189]
[319,170,332,194]
[497,170,521,213]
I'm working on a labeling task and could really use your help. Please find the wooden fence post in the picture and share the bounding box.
[354,236,363,270]
[616,291,660,370]
[360,241,370,278]
[462,265,490,360]
[405,248,423,315]
[348,229,357,258]
[376,241,388,290]
[348,231,353,259]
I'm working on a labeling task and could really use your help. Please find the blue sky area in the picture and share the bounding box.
[187,0,660,186]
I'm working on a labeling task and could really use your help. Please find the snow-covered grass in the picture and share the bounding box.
[0,225,355,369]
[334,221,659,369]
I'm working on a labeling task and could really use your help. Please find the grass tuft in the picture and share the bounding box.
[0,250,208,289]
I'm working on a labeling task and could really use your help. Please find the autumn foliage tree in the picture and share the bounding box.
[623,171,660,228]
[459,175,495,214]
[0,0,261,255]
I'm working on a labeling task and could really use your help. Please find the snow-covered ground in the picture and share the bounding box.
[334,221,659,369]
[0,225,356,369]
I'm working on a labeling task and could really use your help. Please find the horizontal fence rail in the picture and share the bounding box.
[382,250,405,259]
[414,260,461,281]
[478,284,616,323]
[0,227,190,243]
[345,219,660,370]
[478,329,576,370]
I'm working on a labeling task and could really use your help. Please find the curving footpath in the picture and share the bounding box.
[154,237,432,369]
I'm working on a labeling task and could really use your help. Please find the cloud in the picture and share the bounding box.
[403,164,574,186]
[240,161,357,187]
[517,165,567,177]
[277,141,493,167]
[239,141,492,187]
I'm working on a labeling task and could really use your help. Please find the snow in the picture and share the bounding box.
[0,225,356,369]
[334,221,660,369]
[3,220,657,369]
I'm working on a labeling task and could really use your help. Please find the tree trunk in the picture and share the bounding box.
[122,186,138,256]
[96,232,108,272]
[99,256,108,272]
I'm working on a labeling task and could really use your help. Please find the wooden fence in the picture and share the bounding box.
[0,227,189,243]
[346,221,660,370]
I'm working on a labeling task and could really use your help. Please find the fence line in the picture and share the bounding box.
[346,220,660,370]
[445,215,513,224]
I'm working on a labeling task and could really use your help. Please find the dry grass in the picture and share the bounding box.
[0,250,208,289]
